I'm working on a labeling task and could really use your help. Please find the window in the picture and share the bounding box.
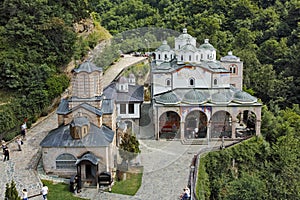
[128,104,134,114]
[164,54,167,60]
[189,78,195,86]
[120,104,126,114]
[230,65,237,74]
[214,79,218,85]
[166,79,171,86]
[196,55,198,61]
[181,55,183,61]
[56,153,76,169]
[178,45,180,49]
[201,54,203,59]
[189,55,191,61]
[158,54,161,59]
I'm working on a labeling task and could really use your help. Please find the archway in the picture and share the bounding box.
[210,111,232,138]
[235,110,256,138]
[159,111,181,139]
[184,110,207,139]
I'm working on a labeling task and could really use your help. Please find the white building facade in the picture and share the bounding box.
[151,29,262,142]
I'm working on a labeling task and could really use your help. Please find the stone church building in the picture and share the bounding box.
[40,61,118,187]
[151,28,262,142]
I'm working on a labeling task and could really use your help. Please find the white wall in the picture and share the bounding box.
[117,103,140,119]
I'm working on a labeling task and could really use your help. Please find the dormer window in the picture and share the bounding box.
[189,78,195,87]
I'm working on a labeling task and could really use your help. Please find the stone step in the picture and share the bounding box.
[181,139,209,145]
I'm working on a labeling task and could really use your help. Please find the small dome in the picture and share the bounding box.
[180,43,197,52]
[199,39,215,50]
[177,28,194,41]
[156,40,171,52]
[182,90,207,104]
[118,76,128,84]
[155,91,179,104]
[74,61,102,73]
[129,73,135,79]
[211,91,232,103]
[220,51,240,62]
[233,91,257,103]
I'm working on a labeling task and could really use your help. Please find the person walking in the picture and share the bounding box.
[20,122,27,140]
[22,188,28,200]
[16,137,22,151]
[3,147,9,161]
[41,184,49,200]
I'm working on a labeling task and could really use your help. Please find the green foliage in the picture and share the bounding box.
[119,130,141,163]
[111,168,143,195]
[197,105,300,199]
[5,180,21,200]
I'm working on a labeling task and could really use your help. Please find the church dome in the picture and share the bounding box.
[211,91,232,104]
[156,40,171,52]
[180,43,197,52]
[233,90,257,103]
[199,39,215,50]
[74,61,103,73]
[182,89,207,104]
[220,51,240,62]
[118,76,128,84]
[177,28,194,41]
[155,91,180,104]
[129,73,135,79]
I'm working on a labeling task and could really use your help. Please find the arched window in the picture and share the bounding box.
[181,55,183,61]
[230,65,237,74]
[189,78,195,86]
[196,55,199,61]
[214,79,218,85]
[158,54,161,59]
[164,54,167,60]
[56,153,76,169]
[189,55,192,61]
[166,79,171,86]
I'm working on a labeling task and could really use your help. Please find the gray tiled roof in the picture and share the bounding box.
[75,152,100,165]
[73,61,103,73]
[56,99,104,116]
[40,123,114,147]
[103,82,144,103]
[154,88,258,105]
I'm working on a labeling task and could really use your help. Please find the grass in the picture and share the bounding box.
[111,167,143,196]
[41,180,88,200]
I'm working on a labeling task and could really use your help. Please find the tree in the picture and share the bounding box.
[5,180,21,200]
[119,130,141,166]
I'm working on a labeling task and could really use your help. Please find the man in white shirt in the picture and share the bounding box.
[41,184,49,200]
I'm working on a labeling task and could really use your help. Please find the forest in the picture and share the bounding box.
[0,0,299,199]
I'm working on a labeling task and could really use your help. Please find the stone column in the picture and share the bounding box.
[255,120,261,136]
[206,122,211,143]
[231,120,237,139]
[180,121,185,140]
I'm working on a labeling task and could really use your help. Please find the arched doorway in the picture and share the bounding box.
[184,110,207,139]
[211,111,232,138]
[235,110,256,138]
[159,111,180,139]
[76,152,100,187]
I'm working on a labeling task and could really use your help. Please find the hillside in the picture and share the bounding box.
[0,0,111,140]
